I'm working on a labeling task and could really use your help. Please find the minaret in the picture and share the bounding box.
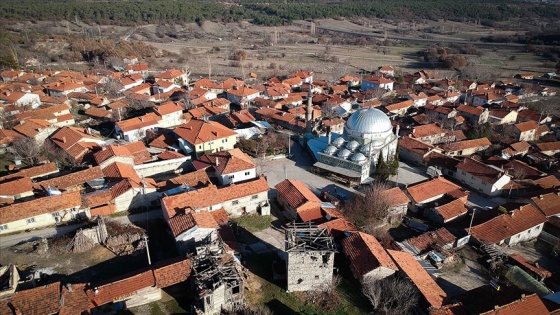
[305,85,313,134]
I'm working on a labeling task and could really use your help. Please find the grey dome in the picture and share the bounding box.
[345,108,392,135]
[332,137,345,148]
[350,153,367,162]
[337,149,351,158]
[324,145,337,155]
[346,140,360,151]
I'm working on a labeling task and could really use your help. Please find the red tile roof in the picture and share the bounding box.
[318,217,358,238]
[387,250,447,307]
[0,162,59,181]
[456,158,508,184]
[531,192,560,217]
[509,253,552,279]
[5,281,61,315]
[153,256,192,288]
[34,166,103,191]
[383,187,410,207]
[157,168,211,190]
[167,210,219,237]
[429,303,466,315]
[194,148,255,175]
[157,150,185,160]
[173,120,236,145]
[514,121,538,133]
[59,283,91,315]
[341,232,398,277]
[399,136,434,156]
[435,195,469,221]
[162,185,221,217]
[115,113,159,132]
[412,123,447,138]
[13,119,53,138]
[275,179,321,211]
[479,293,549,315]
[87,269,155,307]
[102,161,140,182]
[148,133,176,149]
[406,177,464,203]
[0,191,82,224]
[457,104,484,115]
[217,177,269,203]
[0,176,32,196]
[154,101,183,116]
[440,137,491,153]
[385,99,414,112]
[406,228,457,254]
[470,204,547,244]
[536,141,560,153]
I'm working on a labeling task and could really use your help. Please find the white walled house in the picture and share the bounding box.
[115,113,160,142]
[455,158,511,197]
[168,211,221,253]
[193,148,256,185]
[226,87,260,105]
[362,76,394,91]
[173,120,237,157]
[110,179,158,212]
[470,204,546,246]
[154,101,185,128]
[0,91,41,109]
[218,177,270,216]
[0,191,84,235]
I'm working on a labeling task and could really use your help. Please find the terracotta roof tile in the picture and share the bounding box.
[59,283,91,315]
[440,137,491,153]
[153,256,191,288]
[385,99,414,112]
[157,150,185,160]
[457,104,484,115]
[115,113,159,133]
[6,281,61,315]
[194,148,255,175]
[531,192,560,217]
[216,177,269,203]
[399,136,434,156]
[173,120,236,145]
[87,269,155,307]
[157,169,211,190]
[456,158,508,184]
[412,123,447,139]
[154,101,183,116]
[13,119,53,138]
[470,204,547,244]
[162,185,221,217]
[536,141,560,152]
[382,187,410,207]
[515,120,539,133]
[102,162,140,182]
[406,177,464,203]
[34,166,103,191]
[318,217,358,238]
[0,162,59,180]
[509,254,552,279]
[434,195,469,221]
[429,303,467,315]
[0,176,33,197]
[405,228,457,254]
[148,133,176,149]
[275,179,321,211]
[479,293,548,315]
[0,191,82,225]
[387,250,447,307]
[341,232,398,277]
[85,106,112,118]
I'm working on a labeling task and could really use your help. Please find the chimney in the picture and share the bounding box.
[62,136,66,143]
[215,157,219,166]
[66,283,73,292]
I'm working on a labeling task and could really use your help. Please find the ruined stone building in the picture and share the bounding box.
[191,243,244,315]
[285,224,337,292]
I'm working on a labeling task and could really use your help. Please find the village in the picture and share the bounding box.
[0,58,559,315]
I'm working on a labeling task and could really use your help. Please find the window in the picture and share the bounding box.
[517,234,521,238]
[26,218,35,224]
[229,175,235,179]
[315,275,320,280]
[461,171,466,176]
[251,195,258,200]
[0,225,8,231]
[232,200,239,205]
[245,171,250,176]
[199,145,202,149]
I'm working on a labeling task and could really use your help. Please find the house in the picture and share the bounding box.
[400,227,457,259]
[126,63,149,76]
[290,70,314,83]
[443,91,461,103]
[154,68,189,86]
[225,87,260,106]
[410,123,454,145]
[15,103,74,127]
[456,104,489,125]
[0,162,59,181]
[424,195,469,226]
[378,65,395,76]
[193,148,256,185]
[514,121,539,142]
[0,191,83,234]
[383,187,410,223]
[50,127,106,164]
[153,80,180,94]
[384,99,415,116]
[509,254,552,281]
[173,119,237,157]
[488,108,518,125]
[0,91,41,108]
[406,92,429,107]
[153,101,185,128]
[33,166,104,192]
[0,176,33,201]
[471,92,505,106]
[119,75,144,91]
[188,104,229,121]
[517,73,534,80]
[501,141,531,159]
[13,119,57,143]
[469,204,546,246]
[535,141,560,156]
[94,143,152,167]
[455,158,511,196]
[406,177,466,213]
[275,179,322,221]
[362,76,394,91]
[321,117,345,135]
[0,282,62,315]
[398,136,437,166]
[479,293,549,315]
[44,81,88,97]
[282,76,303,89]
[0,129,24,153]
[440,137,491,157]
[115,113,160,142]
[341,232,398,283]
[387,250,447,308]
[531,192,560,217]
[167,209,224,252]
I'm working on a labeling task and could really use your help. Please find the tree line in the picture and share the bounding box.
[0,0,559,26]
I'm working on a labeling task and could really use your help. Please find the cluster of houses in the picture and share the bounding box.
[1,60,560,314]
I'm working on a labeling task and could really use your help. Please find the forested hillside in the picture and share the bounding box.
[0,0,559,26]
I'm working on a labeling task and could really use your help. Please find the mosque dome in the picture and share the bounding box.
[344,108,392,139]
[346,140,360,151]
[350,153,367,163]
[332,137,346,148]
[324,145,337,155]
[337,149,351,159]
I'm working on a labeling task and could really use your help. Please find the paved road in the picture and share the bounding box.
[0,210,162,249]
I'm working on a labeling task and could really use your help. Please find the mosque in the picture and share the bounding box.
[310,107,399,184]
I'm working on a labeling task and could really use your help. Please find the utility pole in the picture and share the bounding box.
[142,235,152,265]
[468,208,477,235]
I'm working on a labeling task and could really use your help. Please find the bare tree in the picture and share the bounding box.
[100,77,124,98]
[41,140,76,168]
[7,137,44,166]
[362,276,418,315]
[343,181,391,231]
